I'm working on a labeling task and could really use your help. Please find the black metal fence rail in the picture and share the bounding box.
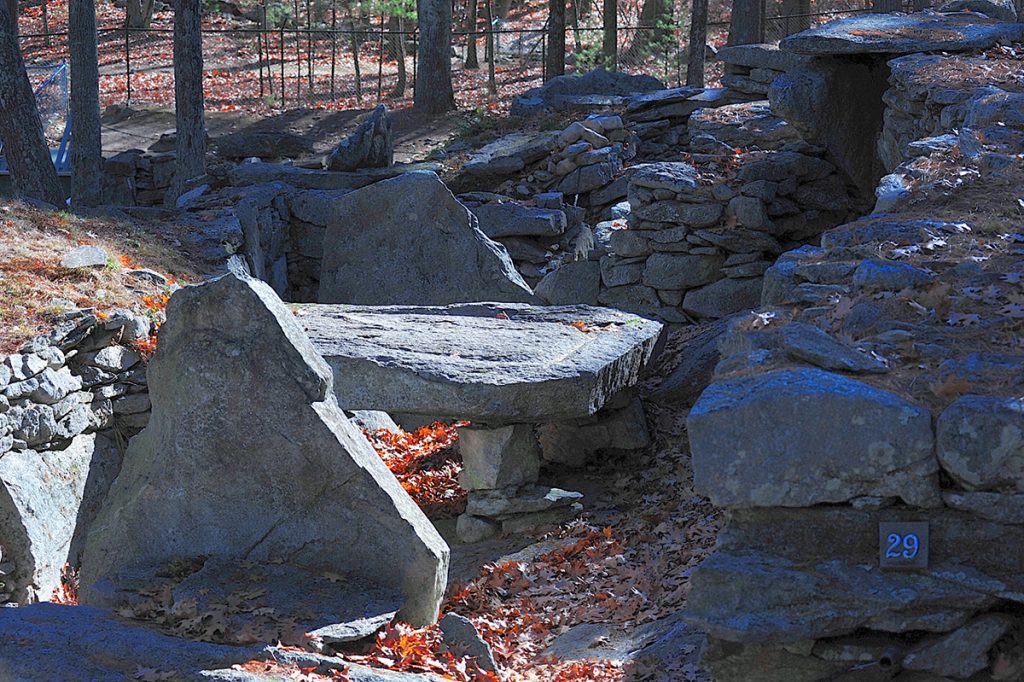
[17,3,877,110]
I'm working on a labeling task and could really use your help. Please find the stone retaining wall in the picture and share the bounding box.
[595,143,858,323]
[878,50,1024,172]
[0,310,151,605]
[684,82,1024,682]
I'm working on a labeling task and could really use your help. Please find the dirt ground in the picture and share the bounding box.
[100,104,462,164]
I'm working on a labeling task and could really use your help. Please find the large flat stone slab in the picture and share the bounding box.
[81,275,449,627]
[296,302,663,422]
[779,12,1024,55]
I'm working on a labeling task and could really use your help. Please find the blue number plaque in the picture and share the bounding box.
[879,521,929,569]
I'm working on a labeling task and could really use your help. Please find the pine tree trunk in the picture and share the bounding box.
[0,0,64,205]
[484,0,496,94]
[413,0,456,113]
[5,0,15,26]
[69,0,102,207]
[465,0,479,70]
[172,0,206,200]
[545,0,564,81]
[686,0,708,87]
[601,0,616,70]
[727,0,762,46]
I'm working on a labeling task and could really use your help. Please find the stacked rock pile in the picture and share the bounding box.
[102,150,177,207]
[1,308,152,604]
[596,144,858,322]
[715,43,810,100]
[879,47,1024,171]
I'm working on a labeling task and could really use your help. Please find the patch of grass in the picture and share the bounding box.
[0,202,203,353]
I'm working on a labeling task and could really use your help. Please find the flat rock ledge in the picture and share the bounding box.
[297,302,663,423]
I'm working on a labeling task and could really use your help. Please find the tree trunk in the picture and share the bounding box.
[391,16,407,96]
[780,0,810,35]
[69,0,103,207]
[484,0,496,94]
[727,0,762,45]
[686,0,708,87]
[601,0,616,70]
[126,0,156,29]
[413,0,455,113]
[545,0,564,81]
[465,0,479,69]
[872,0,902,10]
[5,0,15,26]
[0,0,64,205]
[172,0,206,200]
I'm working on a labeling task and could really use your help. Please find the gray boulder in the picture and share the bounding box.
[937,395,1024,492]
[688,367,939,508]
[534,261,600,306]
[317,172,536,306]
[80,274,449,626]
[60,245,109,269]
[940,0,1018,21]
[326,104,394,171]
[780,322,889,374]
[0,434,98,602]
[470,202,567,239]
[682,277,764,319]
[512,69,664,115]
[902,614,1014,679]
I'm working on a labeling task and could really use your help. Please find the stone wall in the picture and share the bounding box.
[684,79,1024,682]
[878,50,1024,172]
[0,310,151,605]
[594,108,860,323]
[102,149,178,207]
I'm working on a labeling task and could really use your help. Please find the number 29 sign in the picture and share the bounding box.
[878,521,929,569]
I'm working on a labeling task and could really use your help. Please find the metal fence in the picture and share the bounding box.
[16,2,880,113]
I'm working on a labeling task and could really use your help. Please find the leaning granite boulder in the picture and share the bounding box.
[80,274,448,626]
[317,172,536,306]
[687,367,939,508]
[326,104,394,172]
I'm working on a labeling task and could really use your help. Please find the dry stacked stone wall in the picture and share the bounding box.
[0,310,152,605]
[595,103,861,322]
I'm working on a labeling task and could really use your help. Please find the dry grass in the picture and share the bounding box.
[0,202,203,353]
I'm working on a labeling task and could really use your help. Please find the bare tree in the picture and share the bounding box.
[545,0,565,80]
[0,0,64,205]
[727,0,763,46]
[601,0,616,70]
[686,0,708,87]
[465,0,479,70]
[414,0,456,113]
[69,0,103,207]
[172,0,207,200]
